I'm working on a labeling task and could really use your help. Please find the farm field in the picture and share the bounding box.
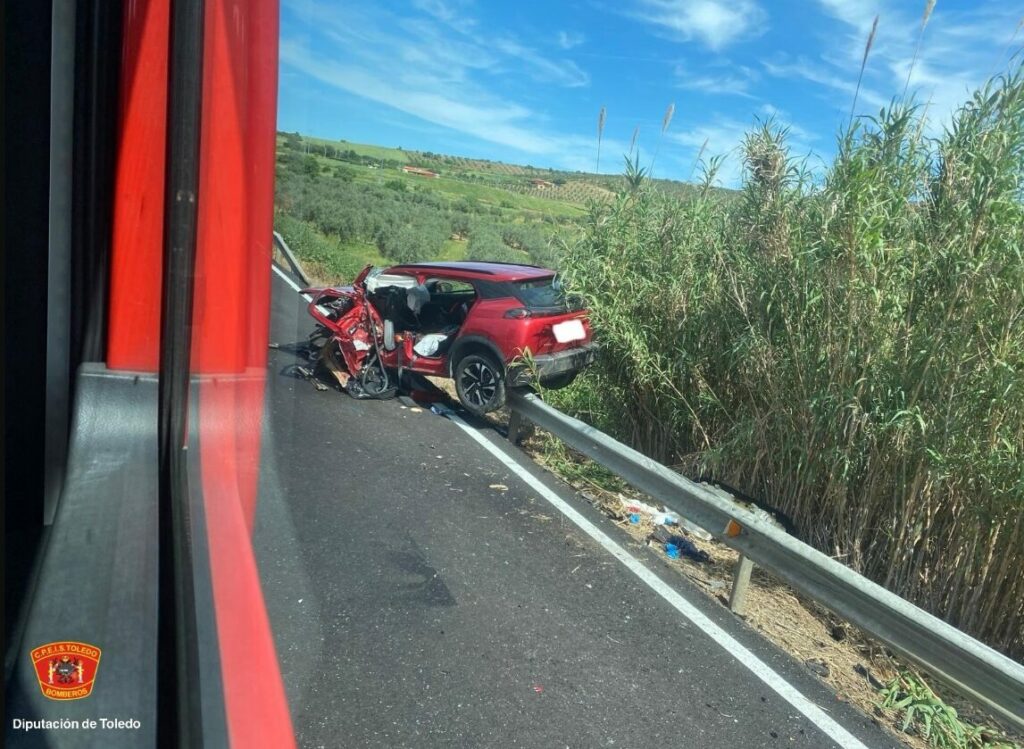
[273,130,619,283]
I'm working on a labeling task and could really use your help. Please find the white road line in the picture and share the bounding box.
[272,263,312,301]
[273,267,870,749]
[446,412,870,749]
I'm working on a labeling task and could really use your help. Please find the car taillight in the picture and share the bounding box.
[503,307,531,319]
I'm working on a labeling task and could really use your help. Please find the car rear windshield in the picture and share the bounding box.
[511,277,583,312]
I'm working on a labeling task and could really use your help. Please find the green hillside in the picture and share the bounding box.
[273,130,717,283]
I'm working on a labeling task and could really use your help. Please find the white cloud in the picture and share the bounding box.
[628,0,768,50]
[281,38,553,154]
[815,0,880,36]
[493,38,590,88]
[810,0,1021,129]
[557,30,585,50]
[278,0,601,163]
[762,56,889,113]
[674,63,758,97]
[410,0,478,34]
[277,3,622,172]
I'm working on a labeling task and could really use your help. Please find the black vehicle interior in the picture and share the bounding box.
[368,278,475,335]
[421,278,475,328]
[365,276,476,359]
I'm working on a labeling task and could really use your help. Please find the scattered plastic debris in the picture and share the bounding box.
[489,484,509,492]
[663,534,711,563]
[680,518,713,541]
[651,511,680,526]
[619,496,659,516]
[614,494,715,542]
[268,342,280,349]
[532,684,544,693]
[430,403,454,417]
[628,513,641,524]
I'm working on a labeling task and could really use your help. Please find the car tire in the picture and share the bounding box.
[540,371,577,390]
[454,353,506,415]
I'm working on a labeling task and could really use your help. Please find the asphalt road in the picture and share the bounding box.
[253,269,898,749]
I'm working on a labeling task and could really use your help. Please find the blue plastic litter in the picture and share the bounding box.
[629,513,641,524]
[664,535,710,563]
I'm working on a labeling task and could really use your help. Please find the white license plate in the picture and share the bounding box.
[552,319,585,343]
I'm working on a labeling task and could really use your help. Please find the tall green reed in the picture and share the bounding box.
[557,68,1024,658]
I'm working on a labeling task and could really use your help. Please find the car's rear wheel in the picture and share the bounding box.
[454,353,506,415]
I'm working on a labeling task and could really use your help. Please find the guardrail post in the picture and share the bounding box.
[729,554,754,615]
[507,409,523,445]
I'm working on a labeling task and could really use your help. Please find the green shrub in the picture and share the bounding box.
[275,214,372,282]
[376,219,447,263]
[879,671,1008,748]
[556,69,1024,657]
[300,155,320,177]
[467,227,524,263]
[333,165,356,181]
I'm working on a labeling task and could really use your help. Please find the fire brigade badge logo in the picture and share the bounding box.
[30,642,102,700]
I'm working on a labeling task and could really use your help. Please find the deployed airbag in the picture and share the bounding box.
[413,333,449,357]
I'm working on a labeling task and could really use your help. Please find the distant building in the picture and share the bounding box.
[402,165,439,178]
[529,178,555,188]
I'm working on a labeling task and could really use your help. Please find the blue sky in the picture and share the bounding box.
[278,0,1023,185]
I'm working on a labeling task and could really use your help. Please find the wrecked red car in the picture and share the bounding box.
[302,261,595,414]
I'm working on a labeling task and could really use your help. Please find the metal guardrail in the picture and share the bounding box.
[272,231,311,287]
[507,389,1024,731]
